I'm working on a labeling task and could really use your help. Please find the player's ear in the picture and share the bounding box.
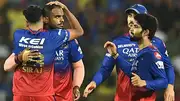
[43,17,49,23]
[142,29,149,37]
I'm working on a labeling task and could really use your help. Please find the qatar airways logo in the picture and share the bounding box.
[117,43,138,58]
[122,47,139,57]
[55,50,64,61]
[18,37,45,49]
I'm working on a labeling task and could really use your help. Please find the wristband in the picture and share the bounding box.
[112,53,119,59]
[73,86,80,90]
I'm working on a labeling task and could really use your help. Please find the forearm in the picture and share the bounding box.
[64,7,84,35]
[91,54,115,86]
[92,67,112,86]
[145,78,168,90]
[4,53,18,71]
[165,65,175,85]
[161,44,175,84]
[73,60,85,87]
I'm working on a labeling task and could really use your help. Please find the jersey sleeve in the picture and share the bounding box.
[155,39,175,84]
[49,29,70,48]
[69,39,83,62]
[115,55,132,77]
[92,52,115,86]
[145,52,168,90]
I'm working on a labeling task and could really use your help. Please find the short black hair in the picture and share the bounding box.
[23,5,42,23]
[134,14,158,40]
[42,4,61,17]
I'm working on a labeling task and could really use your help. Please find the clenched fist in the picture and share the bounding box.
[104,41,119,59]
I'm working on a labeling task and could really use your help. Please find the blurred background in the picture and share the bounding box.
[0,0,180,101]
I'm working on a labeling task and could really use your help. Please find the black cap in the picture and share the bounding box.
[23,5,42,23]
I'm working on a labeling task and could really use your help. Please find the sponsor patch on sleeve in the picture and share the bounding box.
[155,61,164,69]
[154,52,162,59]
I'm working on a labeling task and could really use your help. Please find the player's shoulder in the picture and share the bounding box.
[152,36,164,45]
[146,45,162,59]
[48,29,67,32]
[14,29,26,33]
[48,29,69,35]
[152,36,167,49]
[112,33,130,44]
[146,45,158,52]
[48,29,60,33]
[68,39,81,49]
[13,29,27,36]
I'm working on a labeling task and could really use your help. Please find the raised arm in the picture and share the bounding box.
[104,41,132,76]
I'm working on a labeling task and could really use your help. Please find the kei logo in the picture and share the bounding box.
[19,37,45,45]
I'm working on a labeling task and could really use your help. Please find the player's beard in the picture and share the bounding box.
[130,31,142,42]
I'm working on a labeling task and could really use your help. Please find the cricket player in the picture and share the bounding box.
[4,3,83,101]
[104,14,167,101]
[84,4,175,101]
[42,2,84,101]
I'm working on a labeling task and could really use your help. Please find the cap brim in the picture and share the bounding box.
[125,8,140,14]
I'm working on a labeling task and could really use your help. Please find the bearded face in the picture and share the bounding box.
[129,19,144,41]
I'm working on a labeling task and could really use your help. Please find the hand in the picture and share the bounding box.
[16,48,44,67]
[131,73,146,87]
[73,86,80,101]
[83,81,96,98]
[46,1,67,9]
[164,84,175,101]
[104,41,117,56]
[16,48,38,62]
